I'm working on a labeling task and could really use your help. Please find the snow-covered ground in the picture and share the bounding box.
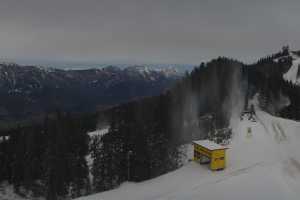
[76,110,300,200]
[283,52,300,85]
[0,182,44,200]
[87,127,109,138]
[0,136,9,143]
[86,127,110,184]
[86,127,109,167]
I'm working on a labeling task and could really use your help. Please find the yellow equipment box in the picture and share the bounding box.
[193,140,228,170]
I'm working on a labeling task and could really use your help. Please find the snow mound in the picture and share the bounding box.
[76,111,300,200]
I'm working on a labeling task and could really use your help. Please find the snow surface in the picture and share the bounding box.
[86,127,109,171]
[0,182,44,200]
[283,52,300,85]
[86,127,110,185]
[0,136,9,143]
[87,127,109,138]
[193,139,227,150]
[76,110,300,200]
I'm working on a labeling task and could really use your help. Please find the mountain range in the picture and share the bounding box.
[0,63,182,122]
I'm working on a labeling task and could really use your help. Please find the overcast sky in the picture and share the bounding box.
[0,0,300,66]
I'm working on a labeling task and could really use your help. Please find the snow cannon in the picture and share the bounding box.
[193,140,228,171]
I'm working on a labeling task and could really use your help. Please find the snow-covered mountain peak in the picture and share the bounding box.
[123,65,182,80]
[125,65,149,71]
[124,65,151,76]
[155,67,180,77]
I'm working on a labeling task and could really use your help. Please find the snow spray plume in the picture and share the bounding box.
[222,63,245,125]
[268,91,290,115]
[170,77,207,145]
[171,60,245,145]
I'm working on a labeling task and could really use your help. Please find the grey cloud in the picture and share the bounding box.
[0,0,300,65]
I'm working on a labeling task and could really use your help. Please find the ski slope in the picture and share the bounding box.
[77,110,300,200]
[283,52,300,85]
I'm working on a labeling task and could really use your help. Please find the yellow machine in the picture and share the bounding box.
[193,140,228,170]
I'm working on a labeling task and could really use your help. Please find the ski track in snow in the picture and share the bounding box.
[76,109,300,200]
